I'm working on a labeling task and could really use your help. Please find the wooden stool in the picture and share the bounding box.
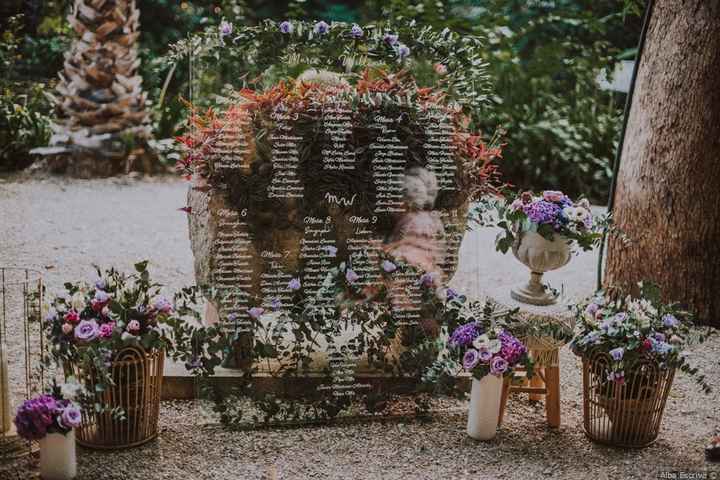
[498,343,561,427]
[484,286,574,429]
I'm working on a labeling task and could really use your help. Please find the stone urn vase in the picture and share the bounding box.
[511,231,571,306]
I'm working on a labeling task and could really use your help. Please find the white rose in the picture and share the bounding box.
[472,334,490,350]
[487,339,502,354]
[71,292,86,311]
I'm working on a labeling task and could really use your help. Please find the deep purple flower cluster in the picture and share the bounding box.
[498,330,527,365]
[523,200,562,225]
[14,394,79,441]
[449,322,481,348]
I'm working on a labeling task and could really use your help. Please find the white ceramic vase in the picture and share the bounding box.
[466,374,504,441]
[511,230,571,305]
[39,430,77,480]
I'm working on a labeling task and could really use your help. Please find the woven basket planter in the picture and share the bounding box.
[67,346,164,449]
[581,350,674,448]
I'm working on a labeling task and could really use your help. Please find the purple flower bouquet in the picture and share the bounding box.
[14,390,82,441]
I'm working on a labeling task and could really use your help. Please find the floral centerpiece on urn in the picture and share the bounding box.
[14,381,83,480]
[570,282,711,447]
[44,261,182,448]
[491,190,607,305]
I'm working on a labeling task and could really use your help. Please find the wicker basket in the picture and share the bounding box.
[582,350,674,447]
[67,346,164,449]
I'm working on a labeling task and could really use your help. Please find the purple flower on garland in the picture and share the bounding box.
[247,307,264,319]
[383,33,399,46]
[418,272,436,288]
[74,319,99,343]
[279,20,293,34]
[287,278,301,291]
[345,268,359,284]
[463,349,480,370]
[219,21,233,37]
[381,260,397,273]
[446,288,458,301]
[324,245,338,257]
[397,44,411,60]
[524,200,562,225]
[270,298,281,311]
[490,356,509,375]
[350,24,363,38]
[449,322,479,348]
[314,21,330,35]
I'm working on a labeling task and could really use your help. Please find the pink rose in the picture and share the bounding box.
[434,63,447,75]
[542,190,565,202]
[99,322,115,338]
[127,320,141,334]
[64,310,80,324]
[62,323,73,335]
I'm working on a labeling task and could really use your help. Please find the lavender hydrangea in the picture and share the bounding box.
[524,200,562,225]
[14,395,58,440]
[449,322,480,348]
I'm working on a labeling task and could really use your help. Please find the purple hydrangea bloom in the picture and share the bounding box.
[490,356,509,375]
[397,44,411,60]
[345,268,359,284]
[449,322,479,348]
[74,319,100,343]
[498,330,527,365]
[653,332,666,342]
[662,314,678,327]
[314,21,330,35]
[14,394,58,440]
[462,349,480,370]
[381,260,397,273]
[524,200,562,225]
[287,278,301,291]
[383,33,399,45]
[350,24,363,38]
[279,20,293,34]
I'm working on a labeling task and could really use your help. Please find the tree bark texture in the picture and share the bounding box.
[605,0,720,326]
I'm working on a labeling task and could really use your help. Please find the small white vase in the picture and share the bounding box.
[466,374,504,440]
[39,430,77,480]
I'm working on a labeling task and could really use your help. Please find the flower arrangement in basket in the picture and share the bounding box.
[475,189,613,305]
[14,381,83,480]
[44,261,181,448]
[570,282,711,447]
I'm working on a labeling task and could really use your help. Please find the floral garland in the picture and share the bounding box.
[168,19,491,126]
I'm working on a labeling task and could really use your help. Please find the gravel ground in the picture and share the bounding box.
[1,175,719,479]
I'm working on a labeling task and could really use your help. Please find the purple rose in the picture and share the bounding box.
[662,314,678,328]
[478,349,493,363]
[382,260,397,273]
[350,24,363,38]
[287,278,301,291]
[74,319,100,343]
[247,307,264,319]
[383,33,399,45]
[279,20,293,34]
[219,20,233,37]
[60,404,82,429]
[345,269,359,284]
[314,21,330,35]
[490,356,509,376]
[397,44,410,60]
[463,349,480,370]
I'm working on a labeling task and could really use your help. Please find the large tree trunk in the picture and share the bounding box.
[605,0,720,326]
